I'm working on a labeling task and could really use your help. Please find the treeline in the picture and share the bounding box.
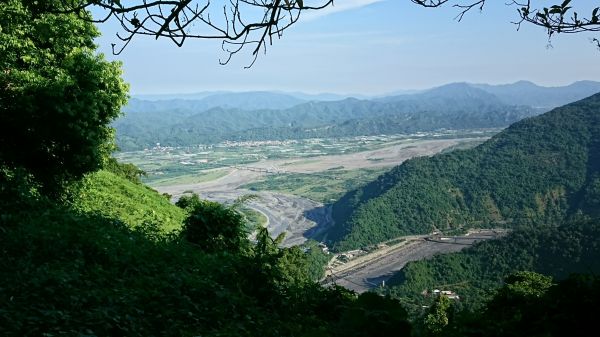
[328,93,600,251]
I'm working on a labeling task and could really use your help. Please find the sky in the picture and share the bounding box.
[94,0,600,95]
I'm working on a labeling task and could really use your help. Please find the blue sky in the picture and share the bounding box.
[95,1,600,95]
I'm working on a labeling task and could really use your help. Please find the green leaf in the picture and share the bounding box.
[274,232,286,245]
[297,0,304,9]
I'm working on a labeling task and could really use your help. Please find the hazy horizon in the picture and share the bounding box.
[129,80,600,98]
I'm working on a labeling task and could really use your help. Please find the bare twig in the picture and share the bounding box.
[48,0,334,66]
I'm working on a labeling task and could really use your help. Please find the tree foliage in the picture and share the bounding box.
[446,272,600,337]
[176,193,249,254]
[422,295,451,336]
[104,157,146,184]
[413,1,600,49]
[43,0,334,65]
[0,0,128,192]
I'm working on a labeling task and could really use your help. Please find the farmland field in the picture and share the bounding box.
[242,167,389,203]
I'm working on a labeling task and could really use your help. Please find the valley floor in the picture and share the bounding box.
[150,135,489,246]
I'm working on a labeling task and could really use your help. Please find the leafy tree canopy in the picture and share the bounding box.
[0,0,128,193]
[177,193,250,254]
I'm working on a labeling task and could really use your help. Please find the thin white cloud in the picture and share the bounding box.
[302,0,386,21]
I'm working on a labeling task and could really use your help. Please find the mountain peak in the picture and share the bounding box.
[422,82,501,101]
[511,80,538,87]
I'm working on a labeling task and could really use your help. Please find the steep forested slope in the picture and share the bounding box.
[328,93,600,250]
[71,170,186,231]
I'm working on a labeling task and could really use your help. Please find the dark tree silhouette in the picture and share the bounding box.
[412,1,600,48]
[45,0,333,66]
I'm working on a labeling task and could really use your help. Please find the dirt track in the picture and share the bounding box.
[324,230,508,293]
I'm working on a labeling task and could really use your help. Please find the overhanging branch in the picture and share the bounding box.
[48,0,334,66]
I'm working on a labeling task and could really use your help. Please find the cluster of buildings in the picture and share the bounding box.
[422,289,460,300]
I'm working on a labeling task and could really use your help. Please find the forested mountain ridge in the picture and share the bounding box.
[115,84,538,150]
[376,82,503,104]
[327,93,600,251]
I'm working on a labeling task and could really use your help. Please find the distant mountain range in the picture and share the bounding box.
[131,91,364,108]
[131,81,600,108]
[114,81,600,150]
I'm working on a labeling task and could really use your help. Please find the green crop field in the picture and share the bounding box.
[239,206,269,229]
[242,167,391,203]
[149,169,232,187]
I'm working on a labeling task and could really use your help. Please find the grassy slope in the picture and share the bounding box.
[73,170,186,232]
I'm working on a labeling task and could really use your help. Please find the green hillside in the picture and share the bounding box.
[0,170,412,336]
[0,155,410,336]
[328,93,600,251]
[71,170,186,232]
[384,220,600,310]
